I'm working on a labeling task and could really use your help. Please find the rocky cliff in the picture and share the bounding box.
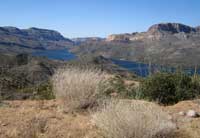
[106,23,199,42]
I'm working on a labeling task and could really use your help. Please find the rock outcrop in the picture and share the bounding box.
[106,23,199,42]
[148,23,196,34]
[106,34,131,42]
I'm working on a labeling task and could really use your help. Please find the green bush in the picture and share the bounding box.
[138,72,200,105]
[19,81,55,100]
[35,82,55,100]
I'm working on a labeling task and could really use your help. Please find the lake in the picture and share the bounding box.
[112,59,200,77]
[32,49,76,61]
[32,49,199,77]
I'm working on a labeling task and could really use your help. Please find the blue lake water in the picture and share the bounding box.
[112,59,200,77]
[32,49,76,61]
[32,49,200,77]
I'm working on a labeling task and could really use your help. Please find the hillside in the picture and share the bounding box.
[0,27,73,54]
[71,23,200,67]
[0,53,66,100]
[66,55,136,78]
[0,53,135,100]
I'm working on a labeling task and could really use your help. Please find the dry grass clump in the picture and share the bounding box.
[7,114,48,138]
[20,115,47,138]
[52,67,107,112]
[92,99,176,138]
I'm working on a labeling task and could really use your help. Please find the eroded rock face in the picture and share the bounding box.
[148,23,196,34]
[0,27,70,41]
[106,34,131,42]
[106,23,199,42]
[23,27,67,41]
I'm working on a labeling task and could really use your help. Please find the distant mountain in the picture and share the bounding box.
[72,23,200,67]
[106,23,200,42]
[148,23,197,34]
[22,27,67,41]
[72,37,105,45]
[0,26,73,53]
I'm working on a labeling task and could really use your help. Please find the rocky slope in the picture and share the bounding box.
[106,23,200,42]
[0,53,66,100]
[72,23,200,67]
[0,27,73,53]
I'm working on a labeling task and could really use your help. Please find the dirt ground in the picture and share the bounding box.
[0,99,200,138]
[165,100,200,138]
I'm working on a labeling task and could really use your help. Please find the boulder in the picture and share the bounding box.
[179,111,186,116]
[186,110,199,118]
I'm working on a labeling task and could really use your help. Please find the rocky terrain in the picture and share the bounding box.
[0,99,200,138]
[72,23,200,67]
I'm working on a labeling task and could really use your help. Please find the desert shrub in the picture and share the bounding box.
[52,67,107,112]
[18,81,55,100]
[138,72,200,105]
[35,82,55,100]
[16,53,28,65]
[103,75,125,94]
[102,75,137,98]
[92,99,175,138]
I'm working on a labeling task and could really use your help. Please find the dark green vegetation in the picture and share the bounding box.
[0,53,64,100]
[104,72,200,105]
[138,72,200,105]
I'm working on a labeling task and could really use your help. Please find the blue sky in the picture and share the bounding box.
[0,0,200,38]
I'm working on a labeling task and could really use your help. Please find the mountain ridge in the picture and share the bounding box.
[0,26,74,53]
[106,23,200,42]
[72,22,200,67]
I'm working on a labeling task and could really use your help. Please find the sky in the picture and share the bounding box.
[0,0,200,38]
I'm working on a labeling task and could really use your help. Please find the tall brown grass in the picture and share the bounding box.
[52,67,107,112]
[92,99,176,138]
